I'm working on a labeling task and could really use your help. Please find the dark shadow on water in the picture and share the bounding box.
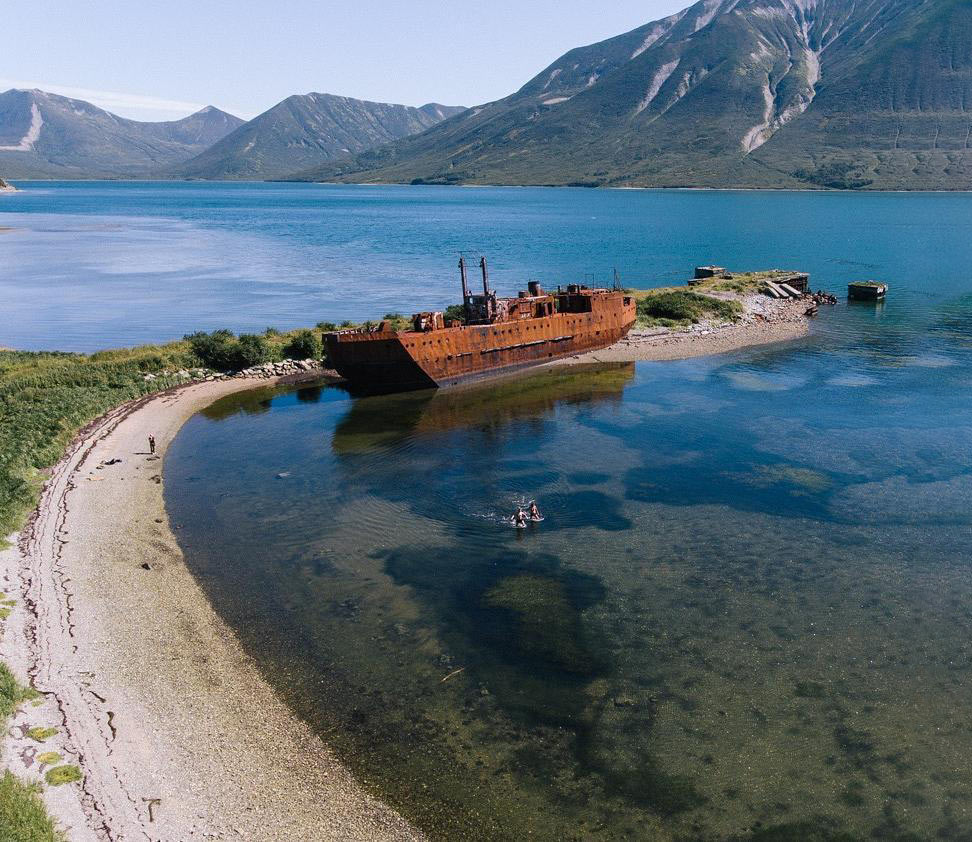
[295,384,324,403]
[550,490,632,532]
[379,544,607,725]
[331,363,635,453]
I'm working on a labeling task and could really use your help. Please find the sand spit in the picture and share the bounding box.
[565,294,812,365]
[0,372,422,842]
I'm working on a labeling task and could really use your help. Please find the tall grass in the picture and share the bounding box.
[0,343,196,541]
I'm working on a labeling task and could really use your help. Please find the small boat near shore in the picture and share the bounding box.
[324,257,637,393]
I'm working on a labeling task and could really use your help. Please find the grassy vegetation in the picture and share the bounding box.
[634,290,742,328]
[0,663,37,720]
[0,665,62,841]
[702,270,795,295]
[0,324,338,838]
[0,773,62,842]
[0,326,331,544]
[0,343,195,542]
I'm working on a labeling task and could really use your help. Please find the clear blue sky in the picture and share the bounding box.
[3,0,686,121]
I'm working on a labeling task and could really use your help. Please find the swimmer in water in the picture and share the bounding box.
[513,507,528,528]
[528,501,542,521]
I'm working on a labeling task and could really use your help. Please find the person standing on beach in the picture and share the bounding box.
[148,435,156,455]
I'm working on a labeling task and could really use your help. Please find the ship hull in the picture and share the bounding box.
[326,292,636,393]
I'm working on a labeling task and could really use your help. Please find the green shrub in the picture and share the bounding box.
[235,334,271,369]
[185,330,238,370]
[0,345,196,539]
[185,331,272,370]
[282,330,322,361]
[444,304,466,325]
[637,291,741,326]
[316,321,337,332]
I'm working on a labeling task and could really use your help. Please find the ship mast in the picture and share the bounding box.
[480,256,494,321]
[459,255,470,320]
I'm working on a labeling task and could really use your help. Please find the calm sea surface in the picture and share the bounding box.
[6,183,972,839]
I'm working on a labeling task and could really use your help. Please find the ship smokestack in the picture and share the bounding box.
[528,281,543,297]
[480,256,490,297]
[459,256,470,301]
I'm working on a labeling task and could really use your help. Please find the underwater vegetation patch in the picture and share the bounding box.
[569,471,611,486]
[747,465,833,494]
[795,680,828,699]
[379,544,609,728]
[482,574,594,674]
[594,756,705,817]
[732,818,862,841]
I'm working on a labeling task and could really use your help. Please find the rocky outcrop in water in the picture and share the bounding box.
[0,176,15,192]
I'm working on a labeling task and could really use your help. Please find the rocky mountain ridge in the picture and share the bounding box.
[0,89,244,178]
[170,93,465,180]
[290,0,972,190]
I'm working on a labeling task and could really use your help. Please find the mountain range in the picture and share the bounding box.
[171,95,465,179]
[291,0,972,190]
[0,89,244,178]
[0,89,464,180]
[5,0,971,189]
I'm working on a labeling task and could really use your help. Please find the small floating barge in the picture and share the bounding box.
[848,281,888,301]
[324,257,637,393]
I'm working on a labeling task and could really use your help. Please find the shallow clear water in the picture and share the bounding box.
[167,332,972,840]
[9,183,972,838]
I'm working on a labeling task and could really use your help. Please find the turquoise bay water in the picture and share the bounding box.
[6,183,972,838]
[2,181,972,351]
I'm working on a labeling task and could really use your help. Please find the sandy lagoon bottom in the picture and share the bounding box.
[166,345,972,840]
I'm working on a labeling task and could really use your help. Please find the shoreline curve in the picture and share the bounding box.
[0,372,423,841]
[0,306,812,838]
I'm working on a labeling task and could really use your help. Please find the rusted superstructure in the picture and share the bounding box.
[325,257,637,392]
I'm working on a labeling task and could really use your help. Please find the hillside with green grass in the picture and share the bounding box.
[0,327,329,541]
[290,0,972,190]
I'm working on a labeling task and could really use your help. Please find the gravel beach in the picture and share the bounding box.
[565,294,812,365]
[0,372,423,842]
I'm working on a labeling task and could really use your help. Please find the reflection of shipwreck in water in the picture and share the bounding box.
[331,363,636,453]
[325,257,637,393]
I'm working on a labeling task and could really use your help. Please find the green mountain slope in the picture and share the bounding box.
[170,94,466,180]
[289,0,972,190]
[0,89,243,179]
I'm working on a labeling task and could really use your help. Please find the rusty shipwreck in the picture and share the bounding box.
[324,257,637,392]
